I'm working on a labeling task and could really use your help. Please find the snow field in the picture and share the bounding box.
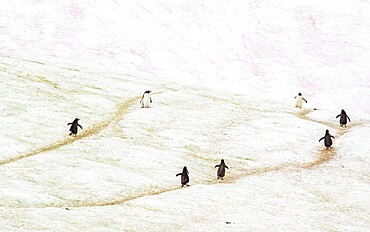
[1,0,369,231]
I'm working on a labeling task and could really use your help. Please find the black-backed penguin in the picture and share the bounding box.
[319,129,335,149]
[176,166,189,187]
[67,118,83,136]
[336,109,350,127]
[215,159,229,180]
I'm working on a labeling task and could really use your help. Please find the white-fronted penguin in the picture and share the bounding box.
[336,109,350,127]
[215,159,229,180]
[67,118,83,136]
[140,90,152,108]
[294,92,307,109]
[319,129,335,149]
[176,166,189,187]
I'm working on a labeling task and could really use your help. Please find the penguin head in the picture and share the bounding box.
[325,129,329,134]
[183,166,187,171]
[298,92,302,96]
[74,118,80,122]
[341,109,345,114]
[221,159,224,163]
[145,90,151,94]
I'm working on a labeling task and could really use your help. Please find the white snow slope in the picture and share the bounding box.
[0,0,369,231]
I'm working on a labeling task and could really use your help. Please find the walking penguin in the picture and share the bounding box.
[319,129,335,149]
[294,92,308,109]
[215,159,229,180]
[176,166,189,187]
[67,118,83,136]
[140,90,152,108]
[336,109,350,127]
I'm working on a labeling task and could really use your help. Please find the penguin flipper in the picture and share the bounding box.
[139,94,144,104]
[78,124,83,129]
[215,165,220,168]
[347,116,351,122]
[319,137,324,142]
[176,173,182,176]
[225,166,229,169]
[150,97,152,103]
[67,123,72,125]
[336,114,340,118]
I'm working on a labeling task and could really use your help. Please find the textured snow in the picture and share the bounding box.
[0,0,369,231]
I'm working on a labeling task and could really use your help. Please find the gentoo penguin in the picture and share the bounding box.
[140,90,152,108]
[319,129,335,149]
[294,92,307,109]
[67,118,83,136]
[215,159,229,180]
[176,166,189,187]
[336,109,350,127]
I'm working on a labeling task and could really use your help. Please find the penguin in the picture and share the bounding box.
[319,129,335,149]
[67,118,83,136]
[336,109,350,127]
[140,90,152,108]
[294,92,307,109]
[176,166,189,187]
[215,159,229,180]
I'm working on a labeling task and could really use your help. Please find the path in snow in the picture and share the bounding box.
[7,95,356,209]
[0,55,361,210]
[0,96,140,166]
[65,110,356,208]
[0,89,169,167]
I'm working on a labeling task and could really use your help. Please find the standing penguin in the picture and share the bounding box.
[215,159,229,180]
[176,166,189,187]
[140,90,152,108]
[336,109,351,127]
[319,129,335,149]
[294,92,308,109]
[67,118,83,136]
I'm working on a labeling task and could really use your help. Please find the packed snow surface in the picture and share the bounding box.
[0,0,369,231]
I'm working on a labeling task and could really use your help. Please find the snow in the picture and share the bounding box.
[0,0,369,231]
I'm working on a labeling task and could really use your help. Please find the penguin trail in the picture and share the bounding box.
[30,107,357,209]
[2,93,356,209]
[0,96,140,166]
